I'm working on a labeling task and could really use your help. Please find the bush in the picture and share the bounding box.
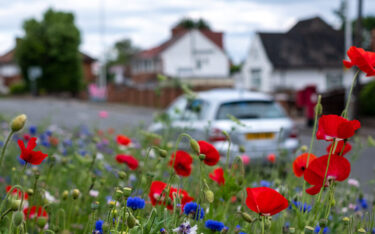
[9,82,27,95]
[359,81,375,116]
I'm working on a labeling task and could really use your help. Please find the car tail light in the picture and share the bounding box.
[289,125,298,138]
[208,128,227,142]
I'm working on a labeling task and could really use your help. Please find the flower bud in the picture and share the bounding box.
[27,189,34,196]
[10,114,27,132]
[156,148,168,158]
[72,189,80,200]
[10,199,21,211]
[239,145,245,153]
[240,212,255,223]
[108,201,116,208]
[115,190,123,200]
[127,211,138,228]
[12,211,24,226]
[342,217,350,224]
[62,190,69,200]
[189,139,200,155]
[204,190,214,203]
[118,171,127,180]
[304,226,315,234]
[123,187,132,197]
[319,218,328,228]
[315,103,323,116]
[36,217,47,228]
[199,154,206,160]
[299,145,308,152]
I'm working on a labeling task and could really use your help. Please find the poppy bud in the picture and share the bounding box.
[10,114,27,132]
[304,226,315,234]
[330,198,336,207]
[62,190,69,200]
[155,147,167,158]
[319,219,328,228]
[315,102,323,116]
[72,189,80,199]
[299,145,308,152]
[199,154,206,160]
[27,189,34,196]
[118,171,127,180]
[112,209,118,216]
[240,212,255,223]
[36,217,47,228]
[123,187,132,197]
[12,211,24,226]
[204,190,214,203]
[127,211,138,228]
[189,139,200,155]
[342,217,350,224]
[10,199,21,211]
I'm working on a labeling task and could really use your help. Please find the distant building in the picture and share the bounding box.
[0,48,97,89]
[241,17,352,93]
[131,25,230,84]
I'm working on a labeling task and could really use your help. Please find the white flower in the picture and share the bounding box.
[89,190,99,197]
[173,221,197,234]
[348,178,360,187]
[45,191,56,203]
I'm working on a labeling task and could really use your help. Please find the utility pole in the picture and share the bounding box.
[352,0,363,119]
[98,0,107,101]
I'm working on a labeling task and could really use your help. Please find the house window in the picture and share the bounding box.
[326,72,343,90]
[250,68,262,90]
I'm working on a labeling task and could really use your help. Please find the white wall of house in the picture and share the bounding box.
[241,34,273,92]
[161,30,229,78]
[241,33,355,93]
[0,64,19,77]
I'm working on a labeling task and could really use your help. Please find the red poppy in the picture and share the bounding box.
[18,137,48,165]
[316,115,360,141]
[304,155,351,195]
[116,135,131,146]
[23,206,48,220]
[149,181,194,210]
[267,153,276,163]
[23,134,31,141]
[49,136,59,146]
[115,154,139,170]
[326,141,352,156]
[293,153,317,177]
[198,141,220,166]
[343,46,375,77]
[209,167,225,185]
[6,186,28,200]
[245,187,289,216]
[169,151,192,177]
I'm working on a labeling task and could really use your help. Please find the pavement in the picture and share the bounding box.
[0,97,374,192]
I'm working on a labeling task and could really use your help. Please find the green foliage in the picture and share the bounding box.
[176,18,211,30]
[15,8,83,95]
[9,82,27,95]
[110,39,139,65]
[359,81,375,116]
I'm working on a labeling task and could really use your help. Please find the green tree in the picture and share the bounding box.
[177,18,211,30]
[15,8,82,95]
[110,39,139,65]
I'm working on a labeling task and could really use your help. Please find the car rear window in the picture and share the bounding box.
[216,100,286,120]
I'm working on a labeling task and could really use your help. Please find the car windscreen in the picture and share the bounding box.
[216,100,286,120]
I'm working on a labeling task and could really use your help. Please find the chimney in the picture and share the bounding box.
[171,25,187,37]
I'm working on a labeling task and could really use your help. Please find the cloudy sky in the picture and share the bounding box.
[0,0,374,63]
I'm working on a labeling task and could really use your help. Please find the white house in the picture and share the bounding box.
[131,25,230,83]
[241,17,354,93]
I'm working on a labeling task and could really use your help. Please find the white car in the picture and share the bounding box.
[149,89,299,162]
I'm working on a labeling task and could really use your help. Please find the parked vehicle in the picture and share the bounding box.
[149,89,299,162]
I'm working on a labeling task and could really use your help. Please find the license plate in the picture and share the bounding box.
[246,132,275,140]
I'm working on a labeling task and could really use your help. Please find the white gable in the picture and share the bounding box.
[160,30,229,78]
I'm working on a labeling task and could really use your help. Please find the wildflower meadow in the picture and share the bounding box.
[0,46,375,233]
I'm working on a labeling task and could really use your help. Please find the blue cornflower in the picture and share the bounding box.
[63,139,72,147]
[18,158,26,166]
[260,180,271,187]
[358,198,368,209]
[126,197,145,210]
[239,232,248,234]
[205,220,224,232]
[371,228,375,234]
[29,125,37,135]
[289,201,312,213]
[0,141,3,147]
[160,228,167,233]
[93,220,103,234]
[314,225,328,233]
[183,202,204,220]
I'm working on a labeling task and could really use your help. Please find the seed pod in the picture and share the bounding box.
[72,189,80,199]
[62,190,69,200]
[27,189,34,196]
[10,199,21,211]
[123,187,132,197]
[36,217,48,228]
[10,114,27,132]
[240,212,255,223]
